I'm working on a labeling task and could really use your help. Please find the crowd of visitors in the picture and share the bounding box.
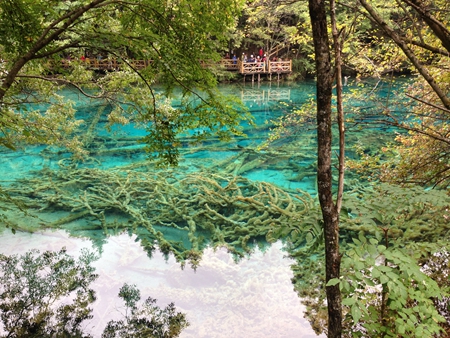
[222,48,290,74]
[225,48,283,65]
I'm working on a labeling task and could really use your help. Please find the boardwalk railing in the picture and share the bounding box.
[60,57,291,74]
[237,59,292,74]
[239,60,266,74]
[62,58,152,70]
[208,58,292,74]
[219,59,239,71]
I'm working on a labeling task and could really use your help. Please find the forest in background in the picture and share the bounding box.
[0,0,449,337]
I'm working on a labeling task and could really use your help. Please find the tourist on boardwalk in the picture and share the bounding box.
[258,56,265,70]
[261,54,267,70]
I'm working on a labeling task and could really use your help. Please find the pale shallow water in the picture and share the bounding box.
[0,229,324,337]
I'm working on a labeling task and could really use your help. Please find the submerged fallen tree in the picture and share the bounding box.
[3,167,317,267]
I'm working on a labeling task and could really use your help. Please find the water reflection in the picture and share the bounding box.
[0,79,408,337]
[241,87,291,103]
[0,229,324,338]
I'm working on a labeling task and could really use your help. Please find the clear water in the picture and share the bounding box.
[0,78,406,337]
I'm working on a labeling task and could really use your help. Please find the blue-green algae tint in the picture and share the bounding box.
[0,77,410,337]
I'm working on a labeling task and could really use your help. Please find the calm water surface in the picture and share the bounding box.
[0,78,404,337]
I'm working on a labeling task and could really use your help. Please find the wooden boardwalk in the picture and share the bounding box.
[219,59,292,75]
[62,57,292,77]
[62,58,150,70]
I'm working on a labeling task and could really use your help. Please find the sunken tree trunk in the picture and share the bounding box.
[308,0,342,336]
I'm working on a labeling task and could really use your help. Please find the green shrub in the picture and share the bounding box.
[329,233,446,337]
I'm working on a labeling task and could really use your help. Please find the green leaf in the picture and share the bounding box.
[363,277,375,287]
[369,238,378,245]
[380,273,389,284]
[358,232,366,244]
[341,279,351,292]
[371,266,381,278]
[354,260,365,271]
[351,304,362,323]
[388,274,401,284]
[378,265,392,273]
[342,297,356,306]
[383,250,393,260]
[352,237,361,245]
[367,243,377,256]
[377,245,386,253]
[326,278,340,286]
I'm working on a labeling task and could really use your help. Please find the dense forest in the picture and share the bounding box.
[0,0,449,337]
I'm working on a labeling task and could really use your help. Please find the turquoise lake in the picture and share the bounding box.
[0,77,408,337]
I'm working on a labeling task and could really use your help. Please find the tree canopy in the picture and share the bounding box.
[0,0,250,164]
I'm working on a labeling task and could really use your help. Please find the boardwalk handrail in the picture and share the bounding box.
[219,59,239,71]
[59,57,292,74]
[238,60,266,74]
[267,60,292,73]
[62,58,152,70]
[236,59,291,74]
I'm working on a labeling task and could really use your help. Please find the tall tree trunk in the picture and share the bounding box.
[331,0,345,214]
[308,0,342,337]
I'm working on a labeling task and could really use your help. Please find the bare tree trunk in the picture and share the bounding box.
[308,0,342,336]
[331,0,345,214]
